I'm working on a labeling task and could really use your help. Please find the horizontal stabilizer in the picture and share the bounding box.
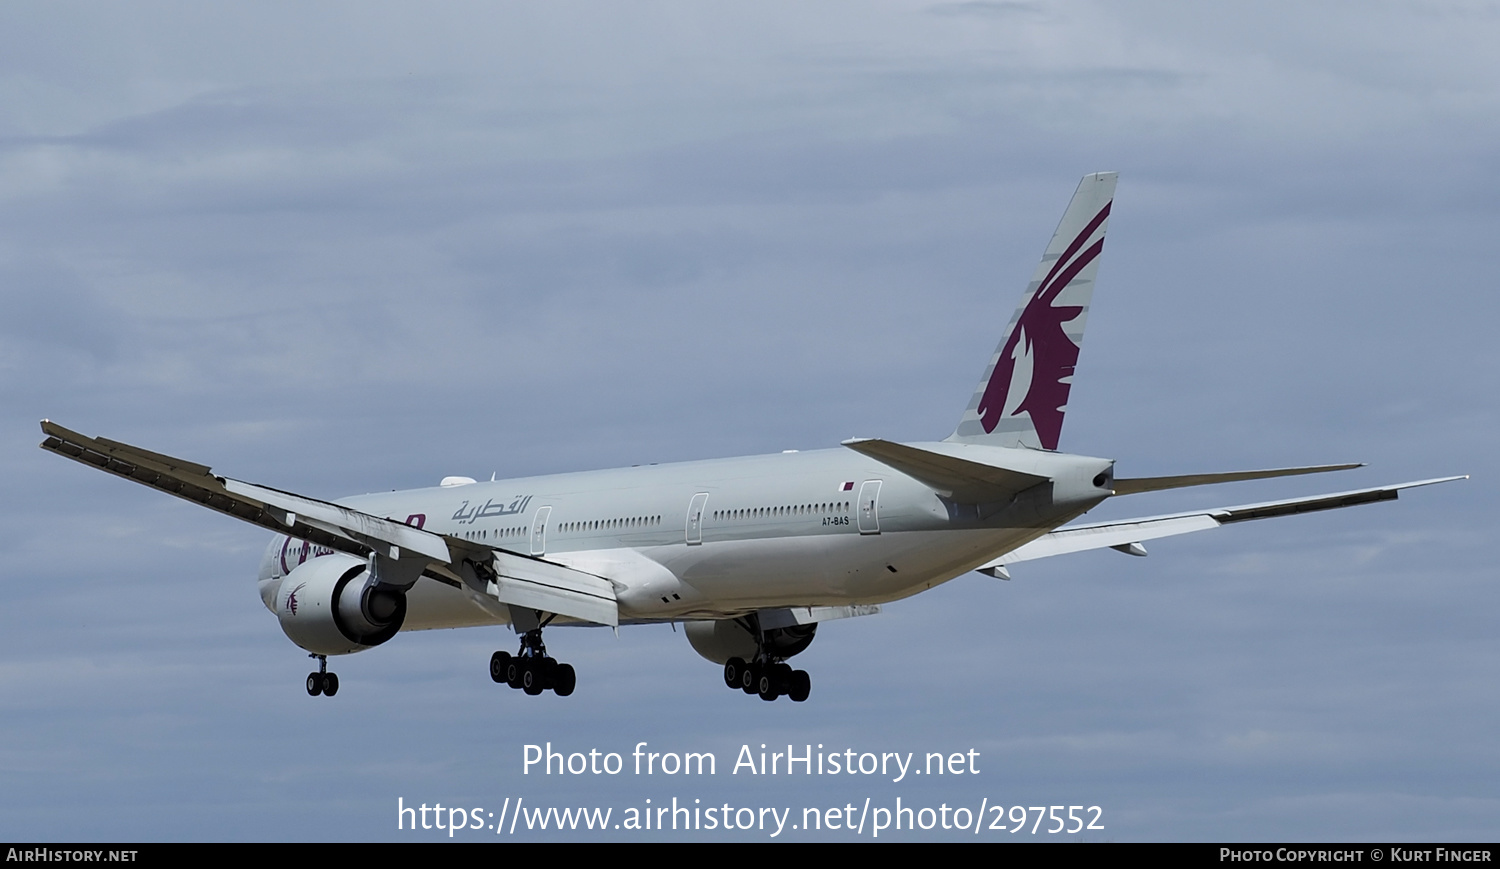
[978,475,1466,570]
[1113,463,1363,495]
[841,438,1048,502]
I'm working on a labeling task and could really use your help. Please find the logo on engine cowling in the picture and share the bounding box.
[285,582,306,616]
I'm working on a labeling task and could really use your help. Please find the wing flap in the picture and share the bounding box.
[486,551,619,627]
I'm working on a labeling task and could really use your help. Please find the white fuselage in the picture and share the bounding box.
[257,444,1113,630]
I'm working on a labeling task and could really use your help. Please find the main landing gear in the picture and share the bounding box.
[306,654,339,697]
[490,628,576,697]
[723,656,811,702]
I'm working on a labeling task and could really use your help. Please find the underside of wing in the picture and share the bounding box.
[975,475,1466,576]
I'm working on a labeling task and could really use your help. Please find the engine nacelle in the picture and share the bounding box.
[684,619,817,665]
[274,554,408,656]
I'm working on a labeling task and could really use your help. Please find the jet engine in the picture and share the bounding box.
[684,618,817,665]
[274,554,408,656]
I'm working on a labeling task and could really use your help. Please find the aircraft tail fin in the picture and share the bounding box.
[947,172,1117,450]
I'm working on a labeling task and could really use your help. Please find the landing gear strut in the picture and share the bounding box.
[306,654,339,697]
[720,620,809,702]
[717,615,812,702]
[489,625,575,697]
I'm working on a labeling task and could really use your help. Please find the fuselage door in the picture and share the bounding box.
[530,505,552,556]
[686,492,709,545]
[857,480,882,535]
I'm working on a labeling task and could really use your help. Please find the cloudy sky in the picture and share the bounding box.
[1,1,1495,842]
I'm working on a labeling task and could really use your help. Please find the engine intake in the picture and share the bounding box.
[275,554,408,656]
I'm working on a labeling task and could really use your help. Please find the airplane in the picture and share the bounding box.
[38,172,1465,703]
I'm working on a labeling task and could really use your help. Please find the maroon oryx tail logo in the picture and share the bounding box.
[976,200,1110,450]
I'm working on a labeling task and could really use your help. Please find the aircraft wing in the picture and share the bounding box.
[476,551,619,628]
[38,420,619,626]
[974,476,1466,578]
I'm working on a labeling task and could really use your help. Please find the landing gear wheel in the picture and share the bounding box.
[788,669,811,702]
[306,653,335,698]
[499,624,575,697]
[490,651,510,683]
[726,618,817,701]
[724,657,745,689]
[553,664,576,697]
